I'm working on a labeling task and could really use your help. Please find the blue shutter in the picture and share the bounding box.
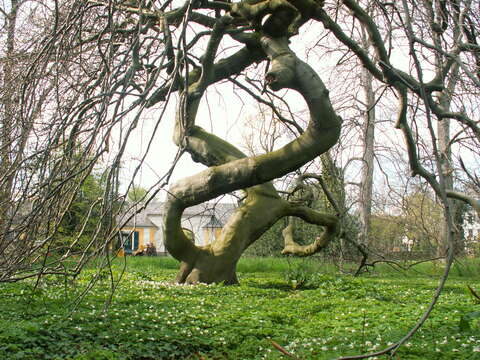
[133,231,139,251]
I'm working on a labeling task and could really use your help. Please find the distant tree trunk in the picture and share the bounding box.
[437,70,462,255]
[428,2,462,256]
[358,29,376,248]
[0,0,19,233]
[320,152,347,264]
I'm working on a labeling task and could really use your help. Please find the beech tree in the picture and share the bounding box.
[2,0,480,293]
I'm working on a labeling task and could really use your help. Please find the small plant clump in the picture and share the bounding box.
[0,257,479,359]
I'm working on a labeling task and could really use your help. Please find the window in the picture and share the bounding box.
[119,231,139,254]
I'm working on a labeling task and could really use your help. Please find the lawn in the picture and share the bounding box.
[0,256,479,359]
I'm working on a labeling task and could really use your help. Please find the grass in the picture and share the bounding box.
[0,256,479,359]
[120,256,343,274]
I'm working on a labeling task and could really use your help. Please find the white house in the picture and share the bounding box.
[464,208,480,238]
[464,206,480,255]
[117,202,236,254]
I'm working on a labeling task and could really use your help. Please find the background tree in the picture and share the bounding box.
[358,23,377,249]
[369,214,405,255]
[402,188,445,256]
[127,185,149,203]
[55,171,106,254]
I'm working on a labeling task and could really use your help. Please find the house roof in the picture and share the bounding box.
[119,204,158,228]
[203,215,223,229]
[119,201,236,228]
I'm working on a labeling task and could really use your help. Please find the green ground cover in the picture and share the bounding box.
[0,257,479,359]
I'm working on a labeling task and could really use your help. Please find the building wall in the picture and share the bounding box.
[148,213,217,251]
[181,214,211,245]
[150,228,156,247]
[461,208,480,256]
[138,203,236,254]
[120,226,156,248]
[465,210,480,237]
[147,215,165,253]
[121,227,143,249]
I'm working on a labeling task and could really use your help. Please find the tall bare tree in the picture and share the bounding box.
[1,0,20,228]
[358,27,376,248]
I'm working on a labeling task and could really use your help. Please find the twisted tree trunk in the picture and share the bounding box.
[163,23,341,283]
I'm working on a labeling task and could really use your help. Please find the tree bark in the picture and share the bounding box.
[358,25,376,248]
[437,73,462,255]
[359,66,375,247]
[430,2,462,256]
[0,0,19,241]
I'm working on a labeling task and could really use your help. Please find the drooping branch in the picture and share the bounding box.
[446,191,480,216]
[280,174,339,257]
[146,45,265,106]
[394,85,440,192]
[341,0,389,64]
[282,170,370,268]
[314,8,383,81]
